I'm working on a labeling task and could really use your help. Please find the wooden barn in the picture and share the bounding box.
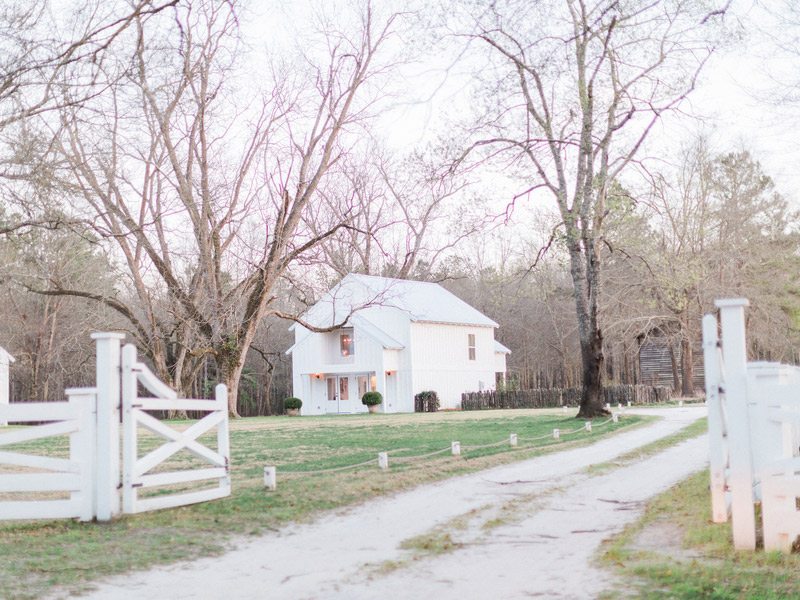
[637,328,704,395]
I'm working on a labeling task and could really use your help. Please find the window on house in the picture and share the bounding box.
[358,374,377,398]
[468,333,476,360]
[340,329,354,357]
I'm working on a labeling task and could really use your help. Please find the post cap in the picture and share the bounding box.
[714,298,749,308]
[90,332,126,340]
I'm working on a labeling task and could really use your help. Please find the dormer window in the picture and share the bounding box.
[340,329,354,357]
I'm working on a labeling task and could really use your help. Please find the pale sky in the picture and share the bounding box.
[240,0,800,263]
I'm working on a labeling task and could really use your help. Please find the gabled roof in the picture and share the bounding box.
[285,313,405,355]
[295,274,498,329]
[494,340,511,354]
[350,314,404,350]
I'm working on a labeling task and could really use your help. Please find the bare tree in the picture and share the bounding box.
[44,0,400,415]
[455,0,720,416]
[0,0,177,223]
[308,146,487,282]
[600,140,800,394]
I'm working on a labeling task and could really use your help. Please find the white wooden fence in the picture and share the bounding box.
[704,298,800,552]
[0,334,231,523]
[0,388,96,521]
[121,344,230,514]
[0,346,14,427]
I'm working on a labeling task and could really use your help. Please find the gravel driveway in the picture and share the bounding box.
[71,406,707,600]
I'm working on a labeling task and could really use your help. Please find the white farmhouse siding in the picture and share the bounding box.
[288,274,508,414]
[0,347,14,427]
[494,341,511,382]
[410,323,497,409]
[290,322,393,415]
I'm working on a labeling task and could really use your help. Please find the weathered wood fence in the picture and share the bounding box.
[461,384,671,411]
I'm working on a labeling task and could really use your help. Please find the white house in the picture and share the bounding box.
[287,274,509,414]
[0,346,15,427]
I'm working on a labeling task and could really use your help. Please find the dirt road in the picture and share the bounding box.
[72,407,707,599]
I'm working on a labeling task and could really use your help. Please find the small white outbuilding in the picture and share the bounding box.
[0,346,15,427]
[287,274,509,414]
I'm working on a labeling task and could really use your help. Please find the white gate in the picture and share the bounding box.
[0,388,96,521]
[704,298,800,552]
[121,344,231,514]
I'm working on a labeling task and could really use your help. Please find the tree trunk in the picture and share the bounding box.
[576,327,607,418]
[220,360,243,418]
[669,342,681,394]
[681,337,695,397]
[569,237,610,419]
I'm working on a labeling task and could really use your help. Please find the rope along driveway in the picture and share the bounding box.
[70,407,707,600]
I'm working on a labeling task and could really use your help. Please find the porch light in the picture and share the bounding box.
[385,370,395,376]
[311,373,324,380]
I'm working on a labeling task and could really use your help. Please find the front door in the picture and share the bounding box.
[326,376,352,413]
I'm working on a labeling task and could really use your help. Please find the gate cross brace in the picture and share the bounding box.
[133,410,226,477]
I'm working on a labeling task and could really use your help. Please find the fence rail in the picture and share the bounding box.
[462,384,671,411]
[0,388,96,521]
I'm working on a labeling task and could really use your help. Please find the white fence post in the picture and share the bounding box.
[451,441,461,456]
[378,452,389,470]
[0,347,14,427]
[509,433,518,447]
[553,428,560,440]
[121,344,138,515]
[716,299,756,550]
[216,384,231,495]
[264,466,277,491]
[584,421,592,432]
[703,313,729,524]
[66,387,97,522]
[91,332,125,521]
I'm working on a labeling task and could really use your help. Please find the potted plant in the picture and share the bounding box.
[284,397,302,416]
[361,391,383,414]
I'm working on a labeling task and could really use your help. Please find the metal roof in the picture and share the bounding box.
[298,274,498,329]
[494,340,511,354]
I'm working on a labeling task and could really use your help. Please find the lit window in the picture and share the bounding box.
[340,330,354,356]
[468,333,476,360]
[358,374,377,398]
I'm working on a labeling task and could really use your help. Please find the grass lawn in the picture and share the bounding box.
[0,408,643,599]
[600,465,800,599]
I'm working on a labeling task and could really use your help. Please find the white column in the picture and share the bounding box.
[91,332,125,521]
[215,383,231,495]
[0,348,15,427]
[716,298,756,550]
[703,314,729,524]
[303,374,314,415]
[66,387,97,522]
[121,344,138,515]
